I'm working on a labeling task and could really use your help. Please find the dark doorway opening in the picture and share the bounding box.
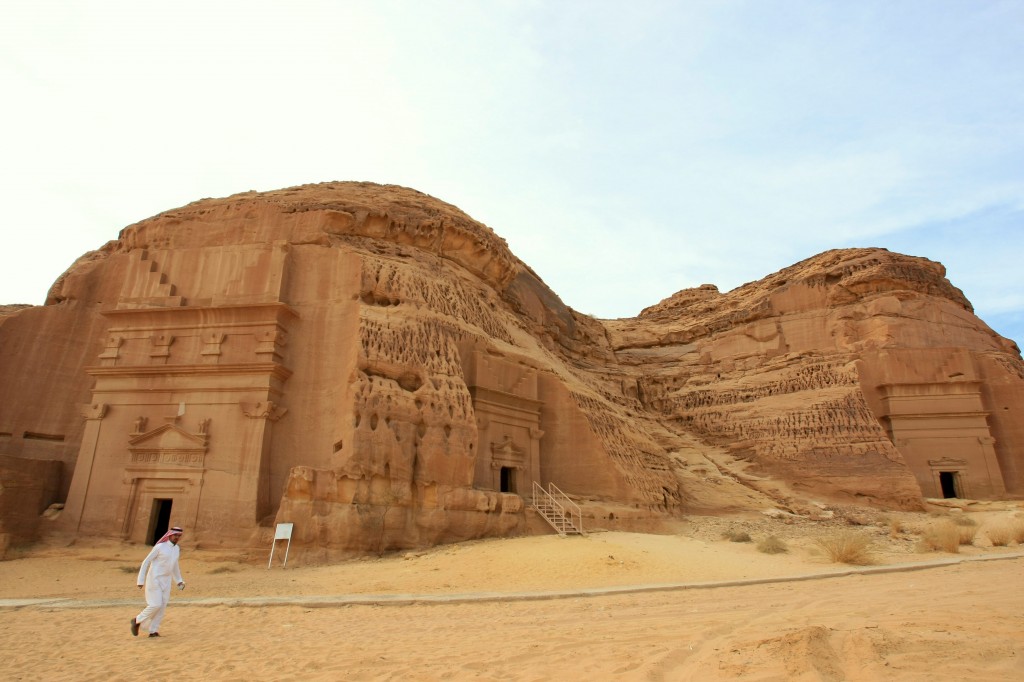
[499,467,516,494]
[939,471,960,499]
[148,498,173,545]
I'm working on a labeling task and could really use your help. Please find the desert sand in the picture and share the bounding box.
[3,507,1023,681]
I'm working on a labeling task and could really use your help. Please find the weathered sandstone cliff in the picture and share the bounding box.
[1,182,1021,558]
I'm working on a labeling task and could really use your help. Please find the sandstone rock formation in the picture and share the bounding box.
[1,182,1021,558]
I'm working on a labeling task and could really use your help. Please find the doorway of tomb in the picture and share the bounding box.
[147,498,173,545]
[500,466,517,494]
[938,471,961,499]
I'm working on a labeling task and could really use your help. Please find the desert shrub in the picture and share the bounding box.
[885,517,904,537]
[1011,520,1024,545]
[986,524,1012,547]
[814,532,875,565]
[917,522,960,553]
[756,535,788,554]
[956,523,978,545]
[950,515,977,527]
[722,530,752,543]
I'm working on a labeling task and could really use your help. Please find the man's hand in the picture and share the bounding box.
[177,581,186,591]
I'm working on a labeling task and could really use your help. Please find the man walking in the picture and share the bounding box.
[130,525,186,638]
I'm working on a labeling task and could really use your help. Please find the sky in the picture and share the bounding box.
[2,1,1022,347]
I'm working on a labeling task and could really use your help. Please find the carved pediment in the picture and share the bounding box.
[129,423,208,450]
[490,435,525,466]
[928,457,968,468]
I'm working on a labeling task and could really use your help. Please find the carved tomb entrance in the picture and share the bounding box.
[462,349,544,497]
[148,498,173,545]
[122,422,207,544]
[879,381,1006,499]
[938,470,962,499]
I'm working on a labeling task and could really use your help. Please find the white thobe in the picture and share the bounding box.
[135,541,183,634]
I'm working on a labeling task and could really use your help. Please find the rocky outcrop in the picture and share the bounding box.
[1,183,1022,559]
[607,249,1023,508]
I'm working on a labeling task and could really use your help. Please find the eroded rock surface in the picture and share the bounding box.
[1,182,1021,558]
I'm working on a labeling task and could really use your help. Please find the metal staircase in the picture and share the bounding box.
[531,481,584,536]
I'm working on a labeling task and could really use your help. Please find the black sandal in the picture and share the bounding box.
[149,632,160,637]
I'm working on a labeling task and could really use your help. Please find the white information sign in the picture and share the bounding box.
[267,522,294,568]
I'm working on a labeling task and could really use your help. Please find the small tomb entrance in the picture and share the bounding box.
[500,466,516,493]
[939,471,961,499]
[147,498,173,545]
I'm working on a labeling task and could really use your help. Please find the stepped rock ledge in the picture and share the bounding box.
[1,181,1022,560]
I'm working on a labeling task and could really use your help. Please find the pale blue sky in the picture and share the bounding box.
[2,1,1022,346]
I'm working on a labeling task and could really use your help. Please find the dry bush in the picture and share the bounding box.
[917,522,960,553]
[814,532,875,565]
[957,523,978,546]
[756,535,788,554]
[885,517,904,537]
[1011,520,1024,545]
[722,530,752,543]
[986,524,1012,547]
[950,515,977,527]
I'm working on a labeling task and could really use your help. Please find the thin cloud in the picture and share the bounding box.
[0,1,1021,347]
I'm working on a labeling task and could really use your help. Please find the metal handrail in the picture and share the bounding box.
[546,482,582,534]
[531,481,583,535]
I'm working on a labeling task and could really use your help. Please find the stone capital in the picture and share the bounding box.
[82,402,109,420]
[241,400,288,422]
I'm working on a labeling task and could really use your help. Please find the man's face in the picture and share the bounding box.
[170,534,181,545]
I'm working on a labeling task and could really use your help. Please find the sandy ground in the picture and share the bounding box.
[3,505,1024,681]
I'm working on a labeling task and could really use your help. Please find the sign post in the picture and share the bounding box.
[267,522,294,568]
